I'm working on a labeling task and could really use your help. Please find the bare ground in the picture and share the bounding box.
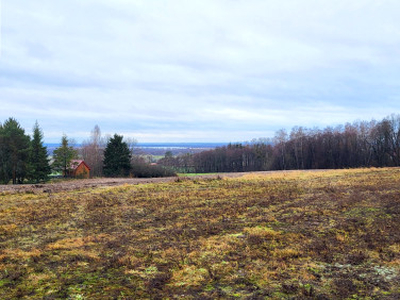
[0,177,176,194]
[0,170,317,194]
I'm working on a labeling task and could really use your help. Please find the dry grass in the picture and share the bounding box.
[0,168,400,299]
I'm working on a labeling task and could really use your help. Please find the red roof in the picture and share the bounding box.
[70,160,91,170]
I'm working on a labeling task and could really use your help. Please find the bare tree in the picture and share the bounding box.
[125,137,138,156]
[81,125,106,177]
[274,129,288,170]
[290,126,306,169]
[385,114,400,166]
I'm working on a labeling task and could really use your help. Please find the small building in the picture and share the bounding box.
[67,160,91,179]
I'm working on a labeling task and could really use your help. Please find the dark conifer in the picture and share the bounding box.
[52,135,78,177]
[103,134,131,177]
[0,118,30,184]
[0,122,10,184]
[28,121,51,183]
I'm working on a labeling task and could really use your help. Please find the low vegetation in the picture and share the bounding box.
[1,168,400,298]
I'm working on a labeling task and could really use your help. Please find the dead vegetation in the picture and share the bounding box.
[0,168,400,298]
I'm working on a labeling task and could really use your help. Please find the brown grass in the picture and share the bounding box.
[0,168,400,298]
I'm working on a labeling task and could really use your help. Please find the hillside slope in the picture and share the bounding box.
[0,168,399,298]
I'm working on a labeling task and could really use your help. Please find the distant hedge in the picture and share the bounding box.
[131,161,176,178]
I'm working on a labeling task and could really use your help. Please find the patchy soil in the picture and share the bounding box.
[0,177,178,194]
[1,168,400,298]
[0,170,331,194]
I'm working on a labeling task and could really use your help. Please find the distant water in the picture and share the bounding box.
[45,142,228,149]
[44,142,228,156]
[136,142,228,149]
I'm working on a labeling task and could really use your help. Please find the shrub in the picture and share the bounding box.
[131,160,177,178]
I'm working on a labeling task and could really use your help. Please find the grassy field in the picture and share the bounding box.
[178,173,219,177]
[0,168,400,299]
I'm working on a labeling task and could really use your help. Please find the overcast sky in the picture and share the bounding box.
[1,1,400,143]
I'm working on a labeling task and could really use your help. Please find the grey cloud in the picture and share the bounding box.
[1,1,400,142]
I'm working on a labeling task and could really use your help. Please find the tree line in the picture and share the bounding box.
[2,114,400,184]
[0,118,50,184]
[79,125,175,178]
[0,119,175,184]
[158,114,400,173]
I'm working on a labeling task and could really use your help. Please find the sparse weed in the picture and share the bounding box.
[0,168,399,298]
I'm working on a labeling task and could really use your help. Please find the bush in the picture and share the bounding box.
[131,160,176,178]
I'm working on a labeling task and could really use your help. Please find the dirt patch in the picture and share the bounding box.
[0,177,177,194]
[0,170,330,194]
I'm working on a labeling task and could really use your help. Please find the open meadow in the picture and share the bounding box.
[1,168,400,299]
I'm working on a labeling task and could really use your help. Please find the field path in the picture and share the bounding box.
[0,170,328,193]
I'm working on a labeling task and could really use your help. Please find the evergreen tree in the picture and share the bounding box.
[0,122,10,184]
[28,121,51,183]
[0,118,30,184]
[103,134,131,177]
[52,135,78,177]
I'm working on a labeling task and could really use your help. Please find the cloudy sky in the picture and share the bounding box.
[1,1,400,143]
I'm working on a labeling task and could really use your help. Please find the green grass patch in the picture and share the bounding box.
[177,172,219,176]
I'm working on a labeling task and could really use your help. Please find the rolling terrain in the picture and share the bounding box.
[0,168,400,298]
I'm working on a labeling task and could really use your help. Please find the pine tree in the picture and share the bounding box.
[0,118,31,184]
[52,135,78,177]
[0,122,10,184]
[28,121,51,183]
[103,134,131,177]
